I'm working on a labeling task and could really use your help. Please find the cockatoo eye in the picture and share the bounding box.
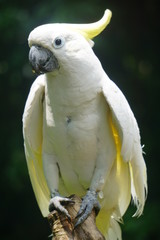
[53,37,65,49]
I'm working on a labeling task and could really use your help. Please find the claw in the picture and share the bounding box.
[49,195,75,219]
[75,210,91,228]
[76,201,87,219]
[61,198,75,206]
[75,190,100,228]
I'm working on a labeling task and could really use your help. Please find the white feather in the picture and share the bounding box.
[23,75,50,216]
[102,74,147,216]
[23,21,147,239]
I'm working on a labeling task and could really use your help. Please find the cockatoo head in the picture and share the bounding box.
[28,9,112,75]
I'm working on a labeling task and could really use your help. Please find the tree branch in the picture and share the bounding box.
[48,195,105,240]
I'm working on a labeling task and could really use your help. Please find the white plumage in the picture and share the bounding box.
[23,10,147,239]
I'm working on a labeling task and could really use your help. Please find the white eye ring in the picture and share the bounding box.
[53,36,65,49]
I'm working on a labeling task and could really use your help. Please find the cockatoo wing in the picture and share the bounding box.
[102,76,147,216]
[23,75,50,217]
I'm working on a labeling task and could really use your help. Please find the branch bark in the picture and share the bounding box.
[47,195,105,240]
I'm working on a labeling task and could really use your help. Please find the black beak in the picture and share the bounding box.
[29,45,59,74]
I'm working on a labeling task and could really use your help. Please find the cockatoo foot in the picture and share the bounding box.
[74,190,100,228]
[49,191,74,219]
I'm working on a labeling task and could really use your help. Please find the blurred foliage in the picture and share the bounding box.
[0,0,159,239]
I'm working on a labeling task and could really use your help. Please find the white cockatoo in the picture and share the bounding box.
[23,9,147,239]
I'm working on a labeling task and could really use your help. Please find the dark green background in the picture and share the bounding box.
[0,0,159,239]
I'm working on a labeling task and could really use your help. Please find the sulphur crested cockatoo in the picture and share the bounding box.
[23,9,147,239]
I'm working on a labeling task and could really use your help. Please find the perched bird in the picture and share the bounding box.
[23,9,147,239]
